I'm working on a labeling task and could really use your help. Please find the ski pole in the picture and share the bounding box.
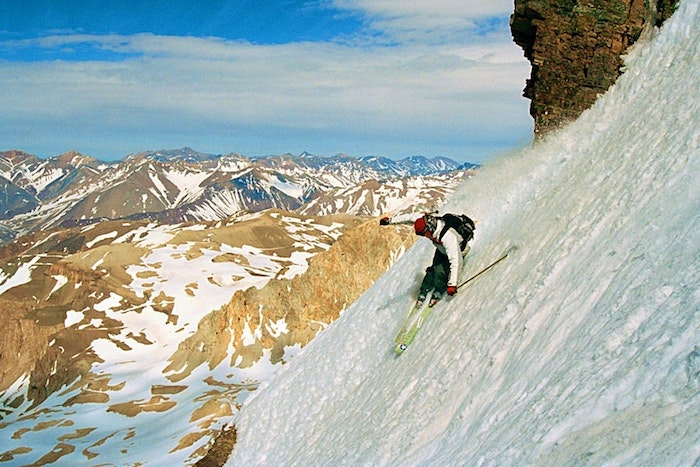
[457,250,510,290]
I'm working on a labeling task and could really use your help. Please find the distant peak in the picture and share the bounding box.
[135,148,221,163]
[0,150,38,165]
[53,150,98,168]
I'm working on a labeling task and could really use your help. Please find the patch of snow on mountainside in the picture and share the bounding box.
[300,173,473,217]
[184,189,249,221]
[269,174,306,199]
[0,255,40,295]
[23,163,66,194]
[164,167,210,205]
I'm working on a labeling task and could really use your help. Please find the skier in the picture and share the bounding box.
[381,212,475,306]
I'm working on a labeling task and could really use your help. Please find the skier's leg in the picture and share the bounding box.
[418,250,441,300]
[432,253,450,298]
[418,266,435,300]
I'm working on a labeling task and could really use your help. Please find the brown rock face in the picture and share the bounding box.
[510,0,678,136]
[164,219,416,379]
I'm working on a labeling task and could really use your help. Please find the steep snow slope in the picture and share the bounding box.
[227,2,699,465]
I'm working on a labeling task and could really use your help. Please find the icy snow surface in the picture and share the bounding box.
[227,2,699,465]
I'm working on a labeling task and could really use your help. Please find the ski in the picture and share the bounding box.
[394,292,437,355]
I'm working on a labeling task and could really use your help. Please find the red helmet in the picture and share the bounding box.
[414,215,434,236]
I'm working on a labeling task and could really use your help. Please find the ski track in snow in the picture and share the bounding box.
[227,2,700,465]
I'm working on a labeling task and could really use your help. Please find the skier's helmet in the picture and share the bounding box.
[414,214,436,236]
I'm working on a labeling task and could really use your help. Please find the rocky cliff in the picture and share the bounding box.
[510,0,678,135]
[164,219,416,379]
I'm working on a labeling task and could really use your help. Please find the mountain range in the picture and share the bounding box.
[0,209,416,464]
[0,148,476,244]
[0,147,474,464]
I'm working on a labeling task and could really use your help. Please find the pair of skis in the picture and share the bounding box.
[394,248,513,355]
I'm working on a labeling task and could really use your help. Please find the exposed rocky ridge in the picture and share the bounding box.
[510,0,678,135]
[165,218,416,379]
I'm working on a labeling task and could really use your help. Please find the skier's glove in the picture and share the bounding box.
[379,217,391,226]
[447,286,457,296]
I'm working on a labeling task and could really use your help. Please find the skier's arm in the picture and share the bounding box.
[443,231,462,287]
[378,213,417,226]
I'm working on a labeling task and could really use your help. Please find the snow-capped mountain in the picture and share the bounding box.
[358,155,476,177]
[0,149,473,242]
[299,173,470,217]
[0,150,103,219]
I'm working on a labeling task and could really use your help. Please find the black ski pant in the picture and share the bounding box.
[419,249,450,297]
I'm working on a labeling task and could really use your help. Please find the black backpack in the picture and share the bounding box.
[437,213,475,250]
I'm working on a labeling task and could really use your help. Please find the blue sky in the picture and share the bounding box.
[0,1,533,162]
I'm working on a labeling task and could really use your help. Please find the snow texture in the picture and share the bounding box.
[227,2,700,465]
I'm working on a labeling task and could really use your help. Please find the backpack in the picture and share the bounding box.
[437,213,475,250]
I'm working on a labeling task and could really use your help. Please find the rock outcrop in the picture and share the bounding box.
[510,0,678,136]
[164,218,416,379]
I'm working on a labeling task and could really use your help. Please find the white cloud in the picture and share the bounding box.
[332,0,513,22]
[0,6,532,162]
[331,0,515,44]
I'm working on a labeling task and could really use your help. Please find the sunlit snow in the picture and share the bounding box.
[0,255,40,294]
[85,230,118,248]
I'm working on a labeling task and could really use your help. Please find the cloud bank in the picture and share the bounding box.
[0,1,532,162]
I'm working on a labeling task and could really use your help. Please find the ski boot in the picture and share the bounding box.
[429,291,444,307]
